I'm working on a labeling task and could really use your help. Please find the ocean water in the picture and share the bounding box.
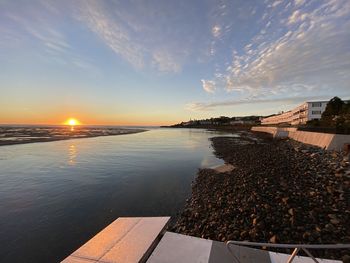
[0,128,233,262]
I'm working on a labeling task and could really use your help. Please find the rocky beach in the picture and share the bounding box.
[172,131,350,261]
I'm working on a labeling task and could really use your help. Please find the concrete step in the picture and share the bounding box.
[61,217,170,263]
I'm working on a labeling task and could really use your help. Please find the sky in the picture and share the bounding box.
[1,0,350,125]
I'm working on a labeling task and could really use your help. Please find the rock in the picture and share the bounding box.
[309,191,316,196]
[328,214,337,219]
[232,230,240,238]
[282,197,289,203]
[252,218,257,226]
[325,224,336,231]
[342,255,350,263]
[330,219,340,225]
[240,230,248,238]
[302,232,311,239]
[288,208,294,216]
[269,235,277,243]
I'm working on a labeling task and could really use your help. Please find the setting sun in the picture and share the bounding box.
[64,118,81,126]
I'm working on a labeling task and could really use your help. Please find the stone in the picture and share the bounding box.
[288,208,294,216]
[269,235,277,243]
[330,219,340,225]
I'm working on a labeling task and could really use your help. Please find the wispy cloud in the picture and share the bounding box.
[152,50,181,73]
[271,0,283,8]
[5,13,71,56]
[186,95,331,111]
[212,25,221,38]
[0,2,97,72]
[201,80,216,93]
[76,0,199,73]
[287,10,308,24]
[294,0,305,7]
[205,0,350,100]
[76,0,145,69]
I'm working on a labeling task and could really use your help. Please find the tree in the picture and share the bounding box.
[337,101,350,133]
[320,96,344,126]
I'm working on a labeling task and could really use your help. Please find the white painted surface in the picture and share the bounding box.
[269,251,341,263]
[146,232,212,263]
[62,217,170,263]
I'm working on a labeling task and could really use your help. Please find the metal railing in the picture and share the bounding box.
[226,240,350,263]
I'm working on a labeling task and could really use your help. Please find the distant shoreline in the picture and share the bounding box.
[0,128,147,147]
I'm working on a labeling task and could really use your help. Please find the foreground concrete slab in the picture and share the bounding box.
[147,232,272,263]
[224,243,271,263]
[147,232,341,263]
[61,217,170,263]
[146,232,213,263]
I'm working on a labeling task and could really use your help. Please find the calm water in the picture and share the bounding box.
[0,128,235,262]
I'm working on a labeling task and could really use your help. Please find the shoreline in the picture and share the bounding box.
[0,128,147,147]
[171,131,350,260]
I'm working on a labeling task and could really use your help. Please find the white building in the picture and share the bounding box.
[261,101,328,125]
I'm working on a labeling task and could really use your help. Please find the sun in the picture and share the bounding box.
[64,118,81,126]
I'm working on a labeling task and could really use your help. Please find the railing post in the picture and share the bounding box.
[301,248,319,263]
[287,248,300,263]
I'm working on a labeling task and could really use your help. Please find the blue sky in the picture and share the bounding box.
[1,0,350,125]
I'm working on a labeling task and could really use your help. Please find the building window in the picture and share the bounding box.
[312,111,322,114]
[312,102,322,107]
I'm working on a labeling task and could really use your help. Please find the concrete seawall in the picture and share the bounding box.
[251,126,350,151]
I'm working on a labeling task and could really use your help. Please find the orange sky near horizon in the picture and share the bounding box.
[0,111,181,126]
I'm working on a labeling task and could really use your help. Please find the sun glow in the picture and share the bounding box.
[64,118,81,126]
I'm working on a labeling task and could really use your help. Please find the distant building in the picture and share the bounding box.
[229,120,256,125]
[199,120,212,125]
[261,101,328,125]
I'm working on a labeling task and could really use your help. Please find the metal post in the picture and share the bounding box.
[301,248,319,263]
[287,248,300,263]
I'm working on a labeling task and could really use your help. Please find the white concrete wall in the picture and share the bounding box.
[251,126,350,151]
[288,130,334,149]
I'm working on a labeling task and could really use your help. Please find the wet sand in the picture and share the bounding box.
[0,126,147,146]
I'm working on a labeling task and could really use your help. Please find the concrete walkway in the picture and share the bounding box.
[61,217,170,263]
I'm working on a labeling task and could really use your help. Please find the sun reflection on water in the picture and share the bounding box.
[68,144,77,165]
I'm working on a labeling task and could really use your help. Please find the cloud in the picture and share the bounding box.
[0,2,98,73]
[76,0,145,69]
[201,80,216,93]
[186,95,331,111]
[294,0,305,7]
[212,25,221,38]
[5,13,71,55]
[75,0,201,73]
[152,50,181,73]
[287,10,308,24]
[271,0,283,8]
[223,0,350,97]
